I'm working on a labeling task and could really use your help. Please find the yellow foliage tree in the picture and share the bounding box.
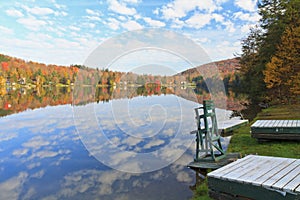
[264,21,300,101]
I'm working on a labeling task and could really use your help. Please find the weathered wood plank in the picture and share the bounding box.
[272,164,300,190]
[284,173,300,193]
[251,158,296,186]
[271,120,276,127]
[208,155,255,179]
[263,160,300,188]
[237,157,285,184]
[296,184,300,193]
[262,120,269,127]
[221,156,269,181]
[251,120,300,127]
[292,120,298,127]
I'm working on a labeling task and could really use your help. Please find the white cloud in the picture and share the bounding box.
[5,9,24,17]
[153,8,159,15]
[134,13,142,20]
[121,20,143,30]
[143,17,165,28]
[69,25,81,32]
[159,0,218,20]
[50,0,67,9]
[185,13,212,29]
[240,24,256,33]
[82,22,96,29]
[54,3,66,9]
[212,13,224,22]
[17,16,47,31]
[122,0,141,4]
[143,139,165,149]
[0,172,28,200]
[86,9,102,16]
[107,0,137,15]
[22,136,50,149]
[222,20,236,33]
[34,150,59,158]
[0,132,17,142]
[25,6,55,16]
[0,26,14,35]
[234,0,257,12]
[170,18,184,29]
[54,11,68,17]
[176,171,193,183]
[216,0,229,3]
[107,18,120,30]
[118,15,127,21]
[195,37,210,43]
[85,16,101,21]
[123,137,143,146]
[13,149,29,157]
[233,11,260,22]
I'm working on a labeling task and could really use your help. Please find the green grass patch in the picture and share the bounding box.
[255,104,300,120]
[191,178,212,200]
[229,104,300,159]
[228,125,300,159]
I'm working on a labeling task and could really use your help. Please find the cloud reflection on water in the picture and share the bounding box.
[0,94,233,199]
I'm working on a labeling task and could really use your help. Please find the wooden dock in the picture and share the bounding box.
[219,119,249,135]
[207,155,300,200]
[251,120,300,140]
[191,119,249,136]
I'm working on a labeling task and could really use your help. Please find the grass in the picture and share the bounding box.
[228,104,300,159]
[191,104,300,199]
[255,104,300,120]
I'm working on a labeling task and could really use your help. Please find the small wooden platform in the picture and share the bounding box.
[188,153,241,169]
[191,120,249,136]
[219,120,249,135]
[251,120,300,140]
[207,155,300,200]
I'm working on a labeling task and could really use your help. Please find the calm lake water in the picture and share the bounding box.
[0,88,235,199]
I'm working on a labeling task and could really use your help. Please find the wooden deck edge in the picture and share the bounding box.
[187,153,241,170]
[208,177,299,200]
[221,120,249,135]
[251,133,300,140]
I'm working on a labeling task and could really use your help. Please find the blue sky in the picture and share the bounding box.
[0,0,259,70]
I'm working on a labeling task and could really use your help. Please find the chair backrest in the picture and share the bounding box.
[203,100,218,136]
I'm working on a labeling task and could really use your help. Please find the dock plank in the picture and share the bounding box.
[271,120,276,127]
[251,158,296,186]
[208,155,255,179]
[274,120,280,127]
[272,164,300,190]
[237,157,285,184]
[262,120,269,127]
[284,173,300,193]
[296,185,300,193]
[263,160,300,188]
[221,156,269,181]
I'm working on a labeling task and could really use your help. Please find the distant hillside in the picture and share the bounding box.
[178,57,240,79]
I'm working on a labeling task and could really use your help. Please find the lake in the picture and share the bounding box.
[0,87,238,199]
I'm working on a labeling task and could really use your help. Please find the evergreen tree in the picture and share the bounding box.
[239,0,299,102]
[264,12,300,100]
